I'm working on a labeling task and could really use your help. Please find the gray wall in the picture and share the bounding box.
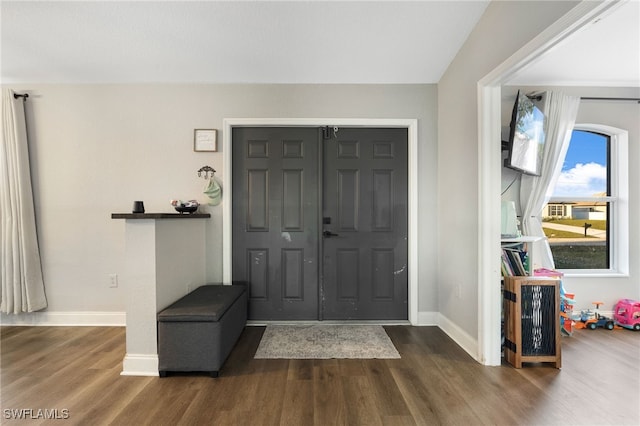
[1,84,438,318]
[437,1,579,343]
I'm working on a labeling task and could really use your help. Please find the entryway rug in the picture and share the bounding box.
[253,325,401,359]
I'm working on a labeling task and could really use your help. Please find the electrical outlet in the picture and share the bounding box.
[109,274,118,288]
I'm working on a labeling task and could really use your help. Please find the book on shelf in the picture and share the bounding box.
[501,246,529,277]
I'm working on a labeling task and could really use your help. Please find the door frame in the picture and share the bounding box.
[477,1,621,364]
[222,118,418,325]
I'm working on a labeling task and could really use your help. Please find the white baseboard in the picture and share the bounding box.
[121,354,159,377]
[2,309,480,366]
[0,311,126,326]
[437,312,479,362]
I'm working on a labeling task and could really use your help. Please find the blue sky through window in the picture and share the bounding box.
[552,130,607,197]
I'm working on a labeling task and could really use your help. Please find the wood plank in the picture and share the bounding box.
[342,375,384,426]
[313,359,347,426]
[362,359,411,417]
[280,377,314,426]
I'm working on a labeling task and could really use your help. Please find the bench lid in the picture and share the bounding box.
[158,285,245,322]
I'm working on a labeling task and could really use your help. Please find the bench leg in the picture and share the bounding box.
[159,371,168,378]
[210,371,219,378]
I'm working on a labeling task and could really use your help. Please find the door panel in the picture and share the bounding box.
[322,128,408,320]
[232,127,319,320]
[232,126,408,321]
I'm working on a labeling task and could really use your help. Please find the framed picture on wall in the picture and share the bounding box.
[194,129,217,152]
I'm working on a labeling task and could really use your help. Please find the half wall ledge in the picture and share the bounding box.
[112,212,210,376]
[111,213,211,219]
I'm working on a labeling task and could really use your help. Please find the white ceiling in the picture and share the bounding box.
[0,0,490,84]
[2,1,638,86]
[508,0,640,87]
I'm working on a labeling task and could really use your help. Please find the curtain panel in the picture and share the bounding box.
[1,90,47,314]
[520,91,581,270]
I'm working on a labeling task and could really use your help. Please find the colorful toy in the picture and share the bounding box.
[560,291,575,336]
[579,301,614,330]
[613,299,640,331]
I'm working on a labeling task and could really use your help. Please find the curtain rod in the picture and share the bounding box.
[580,97,640,103]
[13,93,29,100]
[527,93,639,103]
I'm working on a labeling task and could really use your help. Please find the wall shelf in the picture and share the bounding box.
[501,236,543,276]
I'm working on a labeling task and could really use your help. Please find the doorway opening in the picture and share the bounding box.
[477,1,622,365]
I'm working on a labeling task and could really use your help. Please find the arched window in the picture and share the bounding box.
[545,125,628,275]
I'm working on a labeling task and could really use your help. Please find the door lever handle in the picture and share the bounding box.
[323,230,339,238]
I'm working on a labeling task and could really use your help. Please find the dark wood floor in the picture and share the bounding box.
[1,325,638,425]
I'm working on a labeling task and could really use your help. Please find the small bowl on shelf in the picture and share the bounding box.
[174,205,198,214]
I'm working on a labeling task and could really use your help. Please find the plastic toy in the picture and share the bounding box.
[560,290,575,336]
[613,299,640,331]
[579,302,614,330]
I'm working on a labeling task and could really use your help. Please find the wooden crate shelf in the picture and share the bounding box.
[503,276,561,369]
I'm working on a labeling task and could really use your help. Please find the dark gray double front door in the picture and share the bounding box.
[232,127,408,320]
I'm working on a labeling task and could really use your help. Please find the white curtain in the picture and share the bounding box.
[1,90,47,313]
[520,91,581,269]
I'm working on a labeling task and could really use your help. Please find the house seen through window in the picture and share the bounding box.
[544,130,610,269]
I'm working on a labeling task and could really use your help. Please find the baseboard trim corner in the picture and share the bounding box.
[437,313,479,362]
[121,354,159,377]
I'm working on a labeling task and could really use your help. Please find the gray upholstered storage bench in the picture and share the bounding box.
[157,284,247,377]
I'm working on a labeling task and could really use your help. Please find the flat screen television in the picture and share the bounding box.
[504,91,546,176]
